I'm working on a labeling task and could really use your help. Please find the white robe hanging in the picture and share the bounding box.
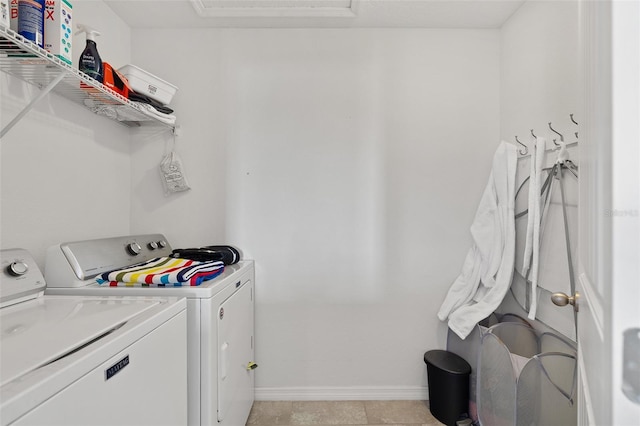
[437,141,518,339]
[522,138,547,319]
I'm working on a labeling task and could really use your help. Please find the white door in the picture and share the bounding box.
[577,1,640,424]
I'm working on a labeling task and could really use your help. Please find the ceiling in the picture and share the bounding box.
[104,0,526,29]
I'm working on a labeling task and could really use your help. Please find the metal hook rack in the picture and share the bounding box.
[516,114,579,158]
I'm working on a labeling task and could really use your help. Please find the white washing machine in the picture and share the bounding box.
[0,248,188,426]
[44,234,256,426]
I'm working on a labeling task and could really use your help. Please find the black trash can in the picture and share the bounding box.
[424,349,471,426]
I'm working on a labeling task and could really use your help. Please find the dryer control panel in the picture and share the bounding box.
[45,234,173,287]
[0,249,46,307]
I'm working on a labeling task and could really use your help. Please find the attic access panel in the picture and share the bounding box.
[190,0,357,18]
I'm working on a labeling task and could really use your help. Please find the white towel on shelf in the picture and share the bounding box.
[83,98,176,125]
[134,102,177,125]
[437,141,518,339]
[522,138,547,320]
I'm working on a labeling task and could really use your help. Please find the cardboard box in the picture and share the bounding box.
[44,0,72,64]
[9,0,17,31]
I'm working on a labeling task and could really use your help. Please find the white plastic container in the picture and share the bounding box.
[118,64,177,105]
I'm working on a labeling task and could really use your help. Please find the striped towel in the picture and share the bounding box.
[96,257,224,287]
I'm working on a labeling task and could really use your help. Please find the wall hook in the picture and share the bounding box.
[548,122,563,146]
[530,129,537,139]
[570,113,578,125]
[515,135,528,155]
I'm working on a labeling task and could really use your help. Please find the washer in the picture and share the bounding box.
[44,234,256,426]
[0,248,188,426]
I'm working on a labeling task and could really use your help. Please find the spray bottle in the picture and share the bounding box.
[76,24,103,83]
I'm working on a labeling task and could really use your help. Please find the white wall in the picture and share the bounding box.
[129,28,500,396]
[0,1,133,266]
[498,0,580,338]
[1,0,580,397]
[500,1,580,144]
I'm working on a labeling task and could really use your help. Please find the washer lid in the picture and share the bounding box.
[0,296,161,386]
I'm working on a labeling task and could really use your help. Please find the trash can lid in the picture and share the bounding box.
[423,350,471,375]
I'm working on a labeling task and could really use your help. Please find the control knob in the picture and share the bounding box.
[157,240,167,249]
[148,241,159,250]
[7,261,28,276]
[127,242,142,256]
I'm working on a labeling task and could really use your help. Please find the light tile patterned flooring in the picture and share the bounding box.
[246,400,446,426]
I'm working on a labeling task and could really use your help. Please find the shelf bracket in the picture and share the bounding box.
[1,71,67,139]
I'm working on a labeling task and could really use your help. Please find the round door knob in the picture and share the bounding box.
[7,261,28,276]
[127,242,142,256]
[551,292,579,312]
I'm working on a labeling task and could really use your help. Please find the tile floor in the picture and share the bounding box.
[246,400,446,426]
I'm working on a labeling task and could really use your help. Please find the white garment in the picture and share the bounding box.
[522,138,547,320]
[134,102,177,125]
[438,141,518,339]
[82,99,177,125]
[522,139,539,277]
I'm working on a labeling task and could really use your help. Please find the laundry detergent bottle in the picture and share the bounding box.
[76,24,103,83]
[18,0,46,47]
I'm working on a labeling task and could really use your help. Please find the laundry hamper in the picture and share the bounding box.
[476,322,577,426]
[445,313,500,422]
[446,323,483,422]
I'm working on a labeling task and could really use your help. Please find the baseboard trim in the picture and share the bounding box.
[255,386,429,401]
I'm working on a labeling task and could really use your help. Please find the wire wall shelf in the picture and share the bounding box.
[0,27,175,137]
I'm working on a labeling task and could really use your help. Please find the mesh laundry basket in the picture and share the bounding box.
[445,313,499,423]
[476,322,577,426]
[516,352,577,425]
[447,324,483,422]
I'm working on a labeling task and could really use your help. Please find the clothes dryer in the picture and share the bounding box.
[44,235,256,426]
